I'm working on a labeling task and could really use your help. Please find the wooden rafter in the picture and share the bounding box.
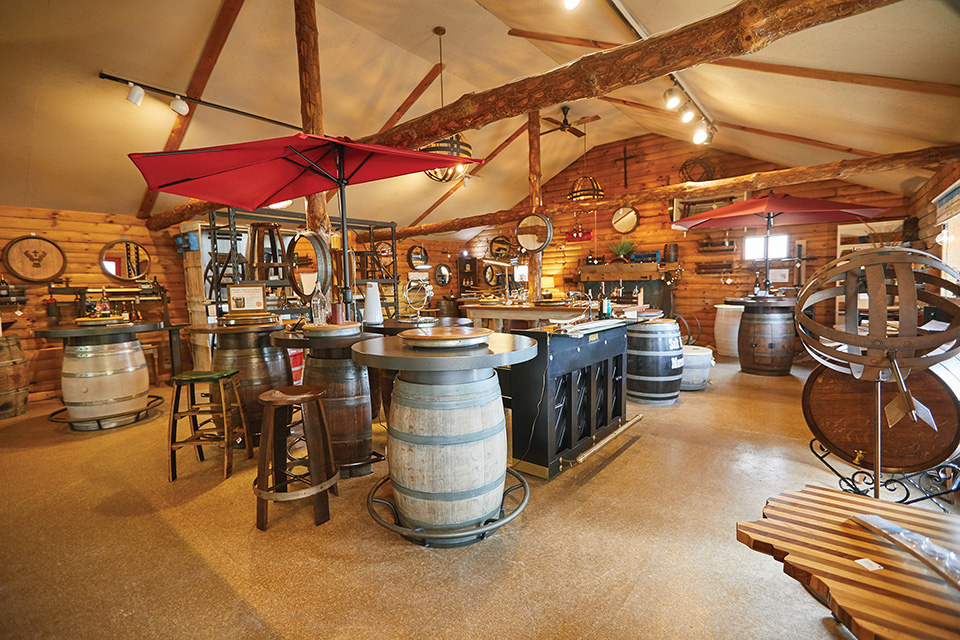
[135,0,245,219]
[294,0,329,233]
[147,0,902,231]
[508,27,960,98]
[406,121,529,228]
[598,96,879,157]
[379,144,960,240]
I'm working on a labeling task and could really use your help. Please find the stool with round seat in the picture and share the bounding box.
[167,369,252,481]
[255,385,339,531]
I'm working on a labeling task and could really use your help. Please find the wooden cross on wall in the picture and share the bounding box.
[613,145,640,188]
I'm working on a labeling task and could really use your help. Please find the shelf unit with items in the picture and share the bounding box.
[834,219,904,327]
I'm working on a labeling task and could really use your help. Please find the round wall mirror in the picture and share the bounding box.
[612,206,640,234]
[407,245,430,270]
[434,263,451,286]
[483,264,500,286]
[99,240,150,281]
[375,241,394,272]
[515,214,553,253]
[489,235,512,259]
[285,231,332,301]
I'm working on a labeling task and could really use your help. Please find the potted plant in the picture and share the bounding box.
[609,238,635,263]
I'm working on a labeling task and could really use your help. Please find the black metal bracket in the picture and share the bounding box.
[810,438,960,511]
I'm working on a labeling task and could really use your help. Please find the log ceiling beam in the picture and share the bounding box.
[147,0,902,231]
[382,144,960,241]
[507,27,960,98]
[598,95,879,157]
[135,0,245,219]
[295,0,329,233]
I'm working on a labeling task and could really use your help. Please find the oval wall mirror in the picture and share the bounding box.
[612,206,640,234]
[489,235,512,259]
[515,214,553,253]
[99,240,150,281]
[434,263,451,286]
[407,245,430,270]
[483,264,500,286]
[285,231,332,301]
[375,241,394,272]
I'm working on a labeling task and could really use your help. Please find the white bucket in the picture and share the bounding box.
[680,345,715,391]
[714,304,744,357]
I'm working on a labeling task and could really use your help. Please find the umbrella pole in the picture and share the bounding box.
[338,180,353,321]
[763,215,772,294]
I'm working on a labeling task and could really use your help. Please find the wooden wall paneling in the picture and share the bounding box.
[0,205,192,399]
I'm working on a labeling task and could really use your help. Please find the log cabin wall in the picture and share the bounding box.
[0,205,190,399]
[393,237,457,315]
[906,162,960,253]
[465,133,908,348]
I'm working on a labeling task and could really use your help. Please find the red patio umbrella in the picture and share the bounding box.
[130,133,481,316]
[671,192,886,291]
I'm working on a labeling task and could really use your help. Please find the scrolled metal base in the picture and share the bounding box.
[49,395,165,431]
[810,438,960,511]
[366,467,529,548]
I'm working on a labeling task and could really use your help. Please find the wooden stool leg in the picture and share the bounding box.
[220,379,234,479]
[301,400,331,526]
[188,383,204,462]
[168,384,182,482]
[316,400,338,498]
[274,411,289,494]
[231,376,253,460]
[256,405,276,531]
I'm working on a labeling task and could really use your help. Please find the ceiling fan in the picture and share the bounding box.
[542,105,600,138]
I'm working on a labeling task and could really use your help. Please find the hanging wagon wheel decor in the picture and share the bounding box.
[679,156,716,182]
[2,235,67,283]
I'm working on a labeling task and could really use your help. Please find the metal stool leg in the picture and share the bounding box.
[231,375,253,460]
[168,384,182,482]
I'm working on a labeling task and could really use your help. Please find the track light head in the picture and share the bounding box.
[170,95,190,116]
[564,0,581,8]
[126,83,144,106]
[693,121,716,145]
[663,86,682,110]
[679,102,697,123]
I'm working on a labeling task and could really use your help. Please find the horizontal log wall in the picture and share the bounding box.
[0,206,190,399]
[906,162,960,253]
[464,133,908,349]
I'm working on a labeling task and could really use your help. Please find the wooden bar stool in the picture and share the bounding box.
[167,370,252,481]
[247,222,287,281]
[140,343,161,385]
[254,385,339,531]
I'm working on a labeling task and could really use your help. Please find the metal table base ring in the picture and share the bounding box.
[366,467,529,548]
[48,395,165,431]
[338,450,386,470]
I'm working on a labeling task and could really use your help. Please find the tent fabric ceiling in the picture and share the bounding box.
[1,0,958,229]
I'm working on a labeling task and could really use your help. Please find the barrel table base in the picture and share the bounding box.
[0,336,29,420]
[49,395,165,431]
[738,311,795,376]
[61,340,151,429]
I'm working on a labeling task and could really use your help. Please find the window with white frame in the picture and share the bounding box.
[743,234,788,261]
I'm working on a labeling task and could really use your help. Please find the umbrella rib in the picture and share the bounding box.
[285,146,340,184]
[344,152,375,183]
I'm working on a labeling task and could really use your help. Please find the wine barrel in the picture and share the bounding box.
[302,355,373,478]
[714,304,743,357]
[211,330,291,441]
[0,336,29,419]
[61,341,149,430]
[626,319,684,405]
[680,345,714,392]
[738,311,794,376]
[388,373,506,543]
[802,356,960,473]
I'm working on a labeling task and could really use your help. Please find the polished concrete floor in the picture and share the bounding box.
[1,355,928,639]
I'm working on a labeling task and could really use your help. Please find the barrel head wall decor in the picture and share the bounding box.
[2,235,67,283]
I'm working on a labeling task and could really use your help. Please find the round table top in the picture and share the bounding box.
[364,316,472,337]
[351,333,537,372]
[187,321,288,335]
[270,329,379,350]
[35,321,164,339]
[725,296,797,309]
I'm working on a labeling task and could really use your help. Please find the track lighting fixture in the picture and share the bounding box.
[564,0,581,9]
[663,86,682,110]
[679,102,697,123]
[126,82,144,106]
[170,95,190,116]
[692,121,716,145]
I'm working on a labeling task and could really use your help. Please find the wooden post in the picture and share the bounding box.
[294,0,330,235]
[527,111,542,301]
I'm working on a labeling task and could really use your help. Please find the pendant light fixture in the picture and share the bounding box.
[422,26,472,183]
[567,120,603,201]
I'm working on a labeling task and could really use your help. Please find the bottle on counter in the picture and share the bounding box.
[598,284,609,319]
[120,301,130,321]
[753,272,761,295]
[98,288,111,317]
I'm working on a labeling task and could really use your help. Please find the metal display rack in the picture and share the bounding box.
[205,208,398,322]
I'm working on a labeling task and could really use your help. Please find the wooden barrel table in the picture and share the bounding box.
[189,320,291,444]
[727,296,796,376]
[270,324,382,478]
[0,335,29,419]
[352,329,536,547]
[35,322,162,430]
[363,317,473,422]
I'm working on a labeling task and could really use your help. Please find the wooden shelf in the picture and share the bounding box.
[579,262,678,282]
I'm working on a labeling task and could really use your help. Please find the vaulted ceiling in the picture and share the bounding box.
[2,0,958,233]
